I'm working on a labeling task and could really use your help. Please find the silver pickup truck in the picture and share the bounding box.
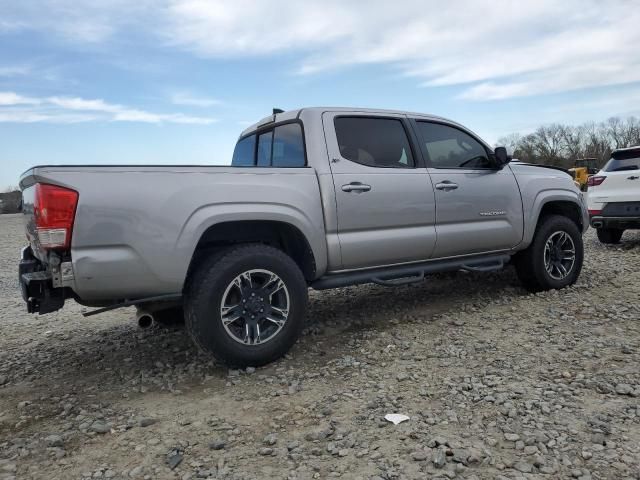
[19,107,588,366]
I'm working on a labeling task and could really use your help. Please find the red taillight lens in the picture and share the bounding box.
[587,175,606,187]
[588,209,602,216]
[34,183,78,249]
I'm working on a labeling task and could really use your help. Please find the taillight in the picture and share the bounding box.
[587,175,606,187]
[34,183,78,250]
[588,209,602,216]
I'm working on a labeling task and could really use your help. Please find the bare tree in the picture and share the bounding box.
[496,133,522,155]
[583,122,611,167]
[560,125,584,163]
[496,115,639,168]
[529,124,566,166]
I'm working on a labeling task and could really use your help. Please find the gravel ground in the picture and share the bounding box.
[0,213,639,480]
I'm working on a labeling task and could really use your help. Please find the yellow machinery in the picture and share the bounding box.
[568,167,589,191]
[569,158,598,191]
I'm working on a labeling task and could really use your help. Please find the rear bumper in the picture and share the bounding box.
[590,215,640,230]
[19,246,66,314]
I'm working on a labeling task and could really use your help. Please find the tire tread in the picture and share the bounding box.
[514,215,583,292]
[184,244,307,366]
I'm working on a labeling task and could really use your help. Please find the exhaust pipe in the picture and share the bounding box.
[592,221,603,228]
[136,310,154,329]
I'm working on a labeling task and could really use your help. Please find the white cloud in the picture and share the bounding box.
[163,0,355,55]
[0,65,32,77]
[170,91,220,107]
[156,0,640,101]
[48,96,123,112]
[0,91,216,124]
[0,20,25,33]
[0,92,40,106]
[0,109,100,123]
[0,1,156,43]
[3,1,640,101]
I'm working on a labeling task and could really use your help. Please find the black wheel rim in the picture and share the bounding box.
[219,269,290,346]
[544,231,576,280]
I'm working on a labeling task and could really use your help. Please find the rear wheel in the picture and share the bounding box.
[514,215,583,292]
[184,244,308,367]
[596,227,624,244]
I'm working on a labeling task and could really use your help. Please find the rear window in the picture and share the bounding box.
[231,134,255,166]
[231,123,305,167]
[603,157,640,172]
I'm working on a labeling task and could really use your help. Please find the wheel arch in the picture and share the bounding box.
[521,190,587,249]
[184,219,318,287]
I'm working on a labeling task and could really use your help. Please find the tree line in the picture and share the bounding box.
[497,116,640,169]
[0,190,21,214]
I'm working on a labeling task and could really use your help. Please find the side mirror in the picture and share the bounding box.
[493,146,510,169]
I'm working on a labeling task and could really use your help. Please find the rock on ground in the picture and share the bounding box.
[0,213,639,479]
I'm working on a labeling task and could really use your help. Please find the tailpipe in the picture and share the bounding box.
[136,310,154,329]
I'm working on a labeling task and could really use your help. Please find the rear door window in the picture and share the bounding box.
[334,117,415,168]
[257,131,273,166]
[272,123,305,167]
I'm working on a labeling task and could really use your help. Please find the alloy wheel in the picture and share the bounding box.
[543,231,576,280]
[219,269,290,345]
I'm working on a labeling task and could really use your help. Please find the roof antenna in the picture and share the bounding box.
[272,108,284,114]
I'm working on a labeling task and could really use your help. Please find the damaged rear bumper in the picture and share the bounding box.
[19,246,69,314]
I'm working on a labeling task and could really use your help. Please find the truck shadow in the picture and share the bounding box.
[1,267,519,396]
[305,268,518,335]
[4,233,635,396]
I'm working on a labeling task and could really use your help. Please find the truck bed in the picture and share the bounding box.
[20,165,328,301]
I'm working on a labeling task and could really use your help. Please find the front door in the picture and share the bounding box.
[412,119,523,258]
[323,112,437,270]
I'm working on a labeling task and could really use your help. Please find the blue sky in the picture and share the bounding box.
[2,0,640,188]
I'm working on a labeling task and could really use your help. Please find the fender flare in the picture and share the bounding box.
[174,202,328,285]
[521,189,586,249]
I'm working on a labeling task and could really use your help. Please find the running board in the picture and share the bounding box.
[311,254,510,290]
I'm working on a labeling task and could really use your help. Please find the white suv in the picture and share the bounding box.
[587,146,640,243]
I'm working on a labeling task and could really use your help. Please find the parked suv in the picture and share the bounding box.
[587,146,640,243]
[19,107,588,366]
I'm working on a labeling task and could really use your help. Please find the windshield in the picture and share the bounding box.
[603,157,639,172]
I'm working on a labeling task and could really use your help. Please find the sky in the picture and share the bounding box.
[1,0,640,189]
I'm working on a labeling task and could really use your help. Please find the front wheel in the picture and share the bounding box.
[514,215,583,292]
[596,227,624,244]
[184,244,308,367]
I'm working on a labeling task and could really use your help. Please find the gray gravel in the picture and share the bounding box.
[0,213,639,479]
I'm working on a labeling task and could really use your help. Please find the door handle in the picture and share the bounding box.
[342,182,371,193]
[435,181,459,191]
[627,175,639,180]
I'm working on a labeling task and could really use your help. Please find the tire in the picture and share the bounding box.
[514,215,583,292]
[184,244,308,367]
[596,228,624,244]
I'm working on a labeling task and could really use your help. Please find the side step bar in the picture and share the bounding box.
[311,254,510,290]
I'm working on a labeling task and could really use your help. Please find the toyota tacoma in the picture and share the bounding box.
[19,107,589,366]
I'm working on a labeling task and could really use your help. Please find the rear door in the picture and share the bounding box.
[412,119,523,258]
[323,112,437,270]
